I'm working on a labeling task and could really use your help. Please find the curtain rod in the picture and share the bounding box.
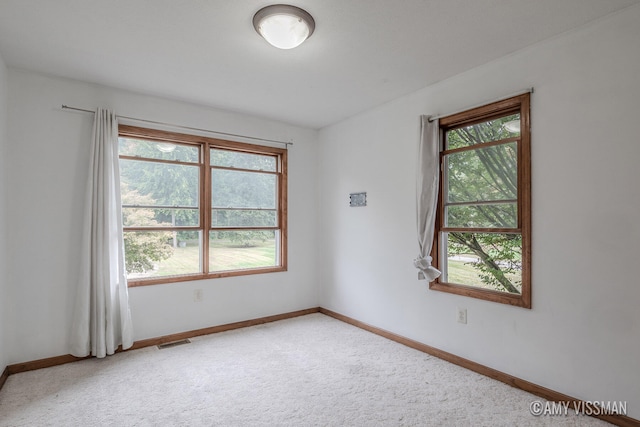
[428,87,534,122]
[60,105,294,147]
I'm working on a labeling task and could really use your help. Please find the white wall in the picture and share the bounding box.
[0,51,8,371]
[318,5,640,419]
[5,70,319,364]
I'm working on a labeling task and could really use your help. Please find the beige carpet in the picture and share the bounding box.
[0,314,609,426]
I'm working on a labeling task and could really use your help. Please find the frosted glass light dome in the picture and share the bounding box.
[253,5,315,50]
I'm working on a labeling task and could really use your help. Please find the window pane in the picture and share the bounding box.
[122,207,199,227]
[442,232,522,294]
[209,230,277,272]
[211,169,276,209]
[124,231,202,279]
[446,113,520,150]
[119,138,199,163]
[120,159,200,207]
[211,149,276,172]
[446,203,516,228]
[212,209,277,228]
[446,142,517,204]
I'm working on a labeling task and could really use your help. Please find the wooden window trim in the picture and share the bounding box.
[119,125,288,287]
[430,93,531,308]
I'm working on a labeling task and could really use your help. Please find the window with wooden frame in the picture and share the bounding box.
[430,93,531,308]
[118,126,287,286]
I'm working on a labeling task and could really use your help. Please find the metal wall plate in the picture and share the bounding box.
[349,192,367,207]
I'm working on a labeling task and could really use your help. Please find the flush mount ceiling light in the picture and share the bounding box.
[253,4,315,49]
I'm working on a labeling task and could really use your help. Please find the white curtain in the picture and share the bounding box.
[414,115,441,281]
[70,108,134,358]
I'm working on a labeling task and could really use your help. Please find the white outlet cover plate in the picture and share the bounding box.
[457,308,467,324]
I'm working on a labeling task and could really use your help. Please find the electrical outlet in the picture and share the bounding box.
[194,289,203,302]
[457,308,467,324]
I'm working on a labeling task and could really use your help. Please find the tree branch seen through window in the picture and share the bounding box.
[118,126,287,286]
[430,94,531,308]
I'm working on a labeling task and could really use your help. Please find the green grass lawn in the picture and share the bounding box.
[154,245,200,277]
[209,239,276,272]
[447,260,485,287]
[138,239,276,278]
[446,259,522,293]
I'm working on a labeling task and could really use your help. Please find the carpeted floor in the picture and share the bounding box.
[0,314,609,426]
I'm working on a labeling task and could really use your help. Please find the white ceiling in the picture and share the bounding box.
[0,0,638,129]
